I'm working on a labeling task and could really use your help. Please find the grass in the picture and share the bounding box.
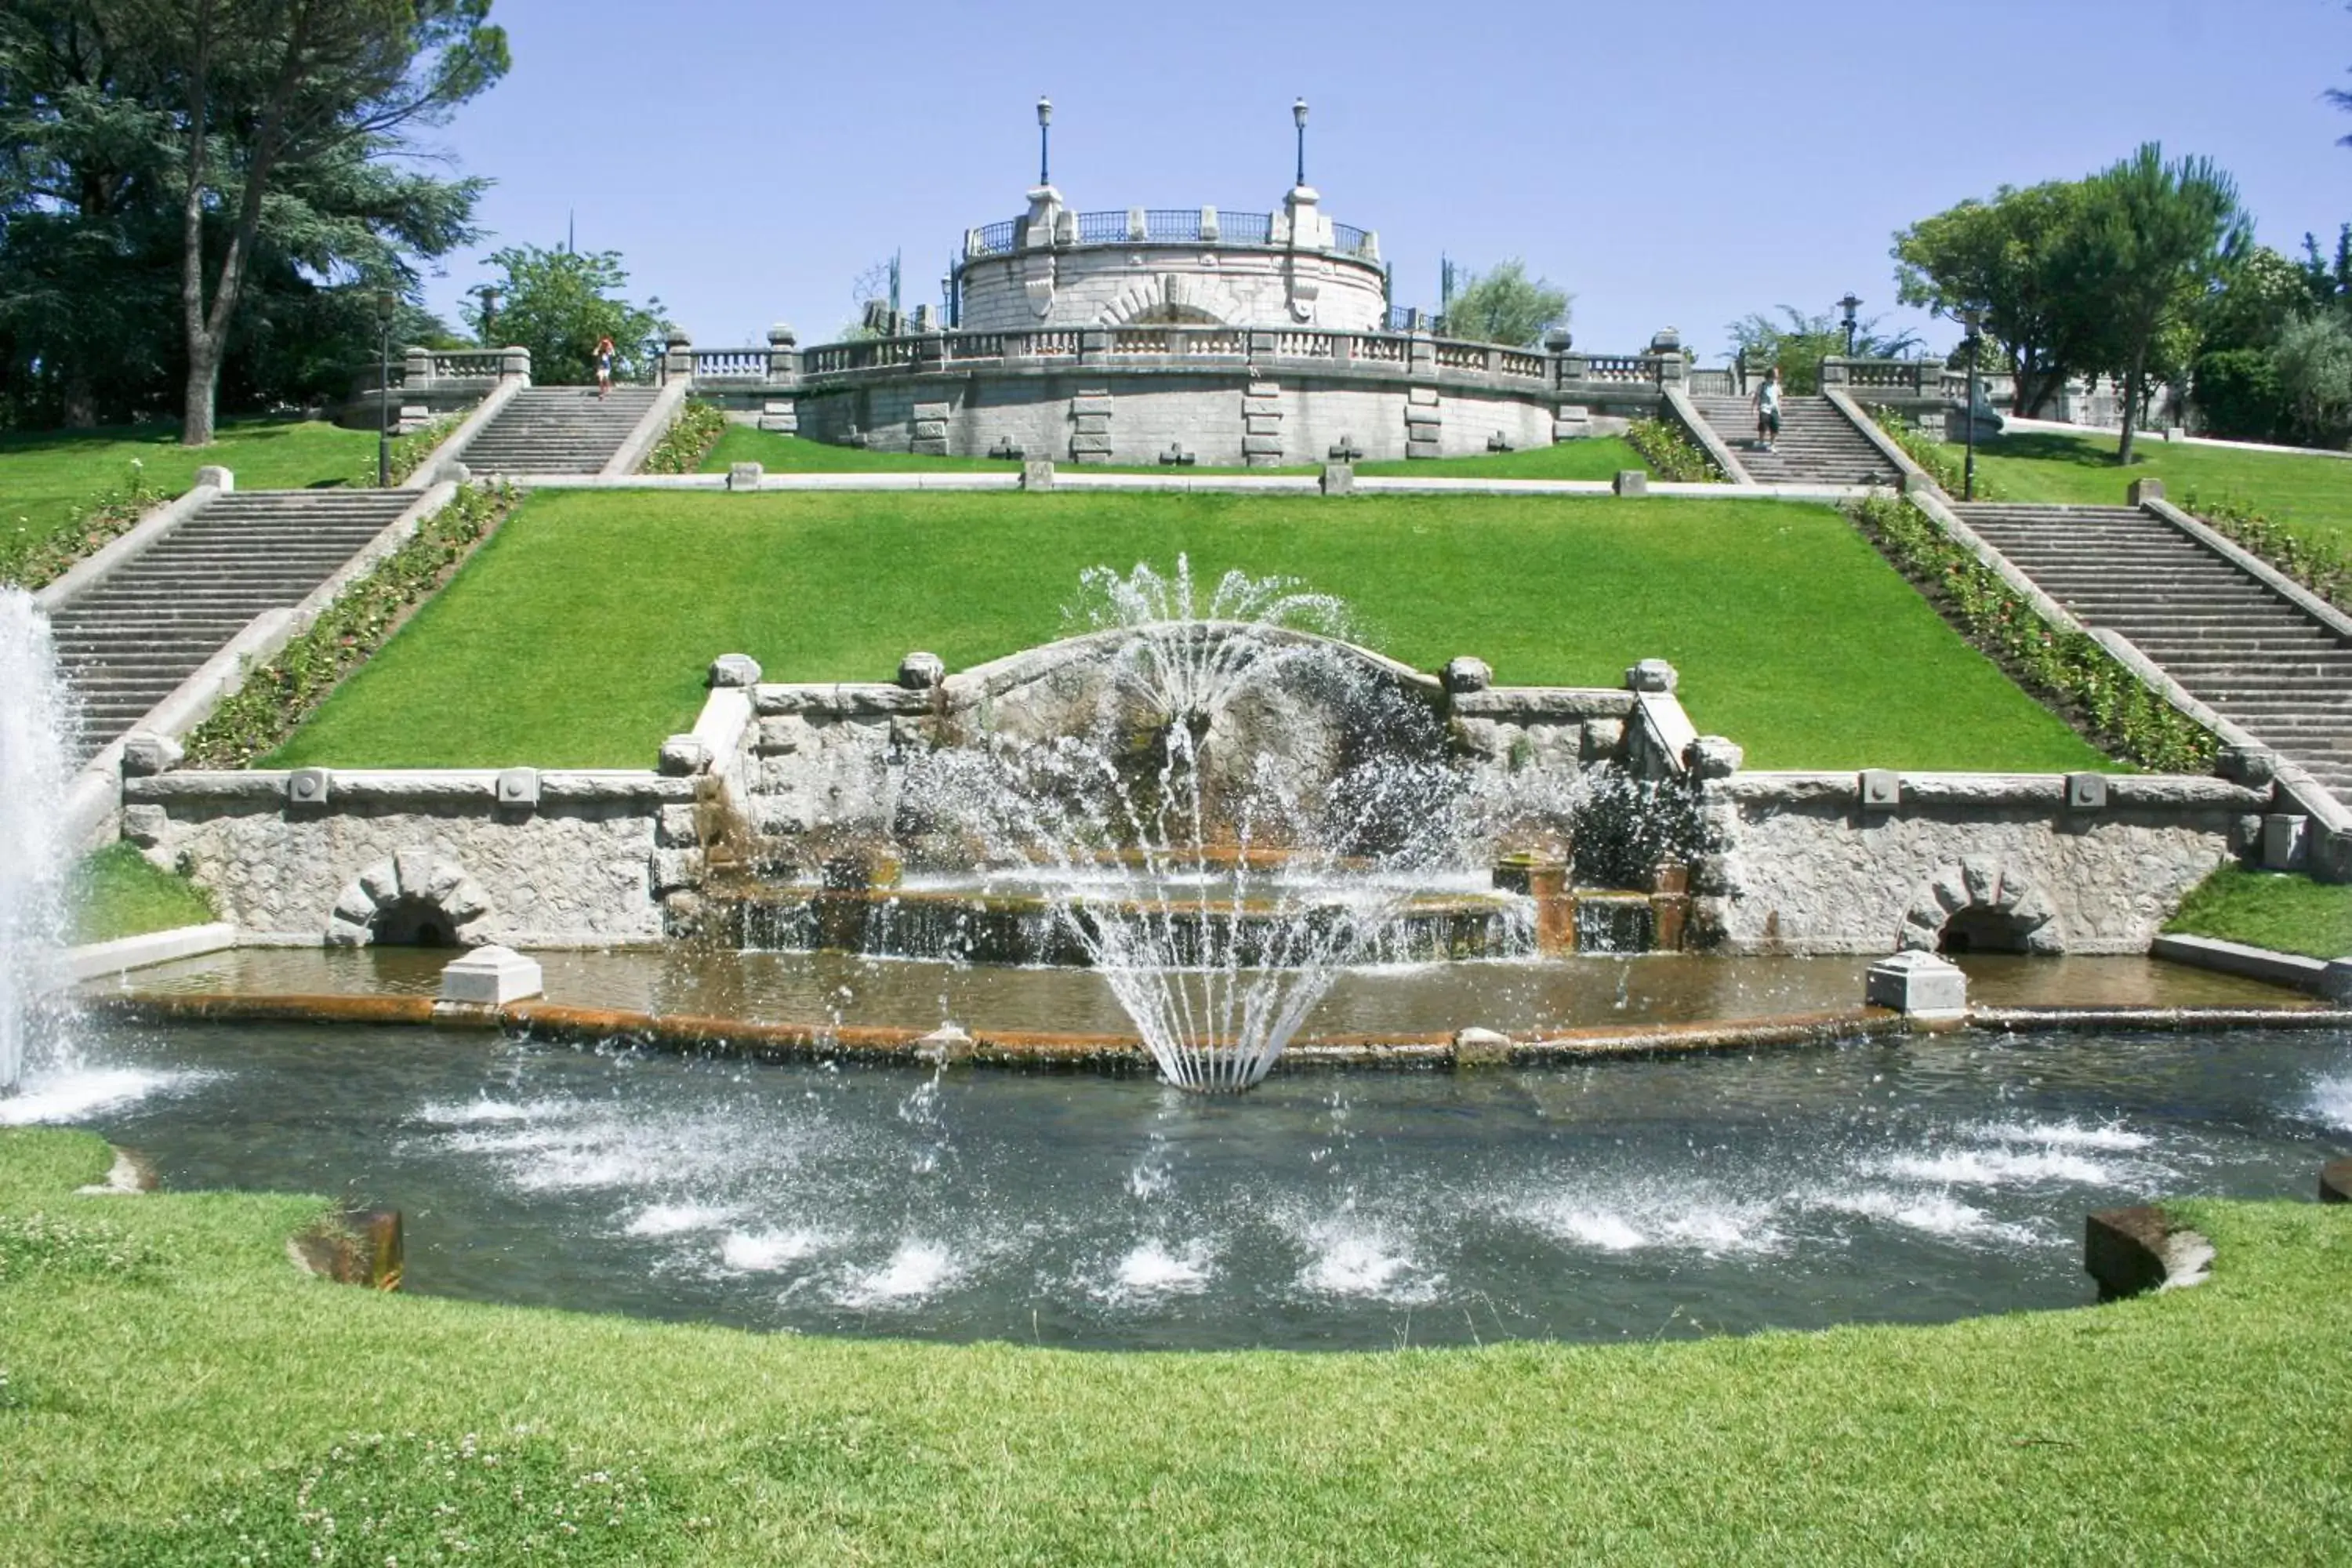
[700,426,1014,474]
[262,489,2110,773]
[64,844,217,946]
[0,418,379,554]
[1356,435,1647,480]
[1940,426,2352,546]
[1,1125,2347,1563]
[2164,865,2352,959]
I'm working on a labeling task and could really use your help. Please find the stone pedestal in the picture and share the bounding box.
[1865,950,1966,1020]
[1450,1027,1512,1066]
[438,945,543,1006]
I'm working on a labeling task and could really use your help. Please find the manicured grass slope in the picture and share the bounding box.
[65,844,216,946]
[0,418,377,549]
[269,491,2108,771]
[1945,428,2352,544]
[2,1128,2347,1563]
[2165,866,2352,960]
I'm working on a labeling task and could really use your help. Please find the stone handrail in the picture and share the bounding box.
[691,347,768,380]
[399,346,530,388]
[1820,357,1941,395]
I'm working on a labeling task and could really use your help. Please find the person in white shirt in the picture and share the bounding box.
[1753,366,1782,452]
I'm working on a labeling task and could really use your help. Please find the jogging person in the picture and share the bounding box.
[1752,365,1782,452]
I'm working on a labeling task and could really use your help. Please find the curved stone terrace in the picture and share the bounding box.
[962,205,1380,262]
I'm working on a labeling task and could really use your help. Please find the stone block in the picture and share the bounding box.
[2218,746,2278,787]
[495,767,540,809]
[1319,462,1355,496]
[708,653,762,688]
[194,464,234,492]
[1070,394,1114,417]
[656,804,702,848]
[898,651,946,689]
[438,945,543,1006]
[1859,768,1900,811]
[2085,1205,2212,1300]
[122,804,168,847]
[1406,440,1442,460]
[1073,412,1112,436]
[1450,1027,1512,1066]
[393,846,437,899]
[1613,470,1648,496]
[2066,771,2108,810]
[2263,813,2311,870]
[649,848,702,894]
[2321,1159,2352,1204]
[916,1025,974,1064]
[1865,950,1967,1019]
[2127,477,2165,506]
[1581,718,1625,760]
[1242,434,1284,456]
[658,735,712,777]
[2321,960,2352,1004]
[911,420,949,442]
[119,731,183,777]
[726,462,763,492]
[1021,459,1055,491]
[1624,659,1679,695]
[286,768,331,808]
[1243,412,1283,434]
[1069,434,1114,456]
[1684,735,1743,779]
[1442,656,1492,694]
[1408,386,1439,406]
[912,401,952,422]
[1247,380,1281,399]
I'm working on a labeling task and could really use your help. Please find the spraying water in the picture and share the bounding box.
[0,589,76,1096]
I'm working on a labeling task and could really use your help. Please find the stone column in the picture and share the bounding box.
[662,329,694,384]
[403,346,434,388]
[765,324,800,389]
[498,345,532,381]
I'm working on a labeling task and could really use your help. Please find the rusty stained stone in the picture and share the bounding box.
[2321,1160,2352,1205]
[295,1207,405,1290]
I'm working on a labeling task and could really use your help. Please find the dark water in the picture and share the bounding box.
[101,946,2312,1038]
[17,1015,2351,1351]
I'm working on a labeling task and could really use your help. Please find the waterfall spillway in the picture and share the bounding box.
[0,589,75,1095]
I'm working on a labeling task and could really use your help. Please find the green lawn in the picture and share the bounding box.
[0,418,379,552]
[1944,427,2352,546]
[1357,435,1646,480]
[2,1127,2346,1564]
[265,489,2109,772]
[2165,865,2352,959]
[65,844,217,946]
[701,426,1014,474]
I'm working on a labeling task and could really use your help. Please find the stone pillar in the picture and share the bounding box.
[1243,379,1284,468]
[766,323,800,387]
[911,397,952,457]
[1069,387,1112,465]
[662,329,694,384]
[1405,387,1441,459]
[402,346,434,387]
[499,344,532,381]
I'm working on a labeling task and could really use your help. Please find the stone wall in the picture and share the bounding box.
[121,770,699,946]
[960,243,1388,335]
[793,369,1568,466]
[1701,772,2267,955]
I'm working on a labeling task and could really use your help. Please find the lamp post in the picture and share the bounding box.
[1962,307,1983,503]
[1293,97,1308,187]
[470,284,500,347]
[1036,96,1051,186]
[376,289,397,489]
[1836,292,1862,357]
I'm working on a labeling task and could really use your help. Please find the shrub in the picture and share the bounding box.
[1624,417,1719,482]
[183,483,514,768]
[2191,347,2288,442]
[639,399,728,474]
[2183,489,2352,610]
[0,462,168,590]
[1865,405,1994,499]
[1849,494,2216,772]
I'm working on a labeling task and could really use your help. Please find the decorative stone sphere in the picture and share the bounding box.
[898,651,946,690]
[1442,656,1492,694]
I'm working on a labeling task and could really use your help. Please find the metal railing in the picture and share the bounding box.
[1145,209,1203,242]
[972,219,1018,256]
[1076,209,1129,244]
[1220,211,1273,245]
[963,207,1377,256]
[1330,222,1373,257]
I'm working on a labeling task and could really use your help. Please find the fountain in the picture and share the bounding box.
[0,588,75,1097]
[896,557,1580,1092]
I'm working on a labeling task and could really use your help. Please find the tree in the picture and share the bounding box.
[467,245,663,386]
[1439,260,1569,347]
[125,0,508,444]
[1726,307,1918,394]
[2274,314,2352,446]
[1893,181,2099,416]
[2065,143,2245,465]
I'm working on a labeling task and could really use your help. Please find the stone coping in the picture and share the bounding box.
[122,769,694,808]
[2148,933,2351,999]
[80,988,2352,1071]
[504,471,1880,503]
[58,922,237,987]
[1716,771,2270,810]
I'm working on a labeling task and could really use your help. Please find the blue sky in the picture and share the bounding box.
[413,0,2352,361]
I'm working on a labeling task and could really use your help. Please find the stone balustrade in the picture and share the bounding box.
[960,205,1376,261]
[397,345,531,389]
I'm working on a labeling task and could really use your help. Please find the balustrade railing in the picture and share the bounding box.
[1497,350,1547,381]
[1577,354,1663,385]
[1330,222,1374,258]
[972,219,1018,256]
[693,349,768,379]
[1144,209,1203,242]
[965,207,1384,256]
[1221,211,1273,245]
[1076,209,1129,244]
[1820,357,1937,394]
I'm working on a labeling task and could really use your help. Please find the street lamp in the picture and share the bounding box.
[1036,96,1051,187]
[376,289,397,488]
[1962,307,1984,503]
[1836,292,1863,358]
[1293,97,1308,187]
[470,284,500,347]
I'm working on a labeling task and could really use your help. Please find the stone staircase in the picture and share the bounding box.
[50,488,419,762]
[1955,501,2352,799]
[1691,394,1896,485]
[456,385,662,475]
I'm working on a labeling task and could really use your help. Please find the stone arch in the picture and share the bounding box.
[1896,857,2061,955]
[326,846,494,948]
[1097,272,1237,328]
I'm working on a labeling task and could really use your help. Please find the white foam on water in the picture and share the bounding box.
[1506,1186,1788,1258]
[1963,1118,2154,1152]
[833,1239,964,1308]
[717,1226,831,1273]
[1871,1146,2114,1188]
[0,1067,202,1127]
[1099,1238,1215,1302]
[623,1202,740,1238]
[1290,1216,1442,1302]
[416,1097,544,1126]
[1812,1187,2038,1246]
[2308,1073,2352,1131]
[432,1099,837,1199]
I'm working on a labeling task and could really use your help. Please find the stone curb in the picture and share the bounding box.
[407,373,526,488]
[2148,933,2352,999]
[34,482,225,615]
[55,922,237,989]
